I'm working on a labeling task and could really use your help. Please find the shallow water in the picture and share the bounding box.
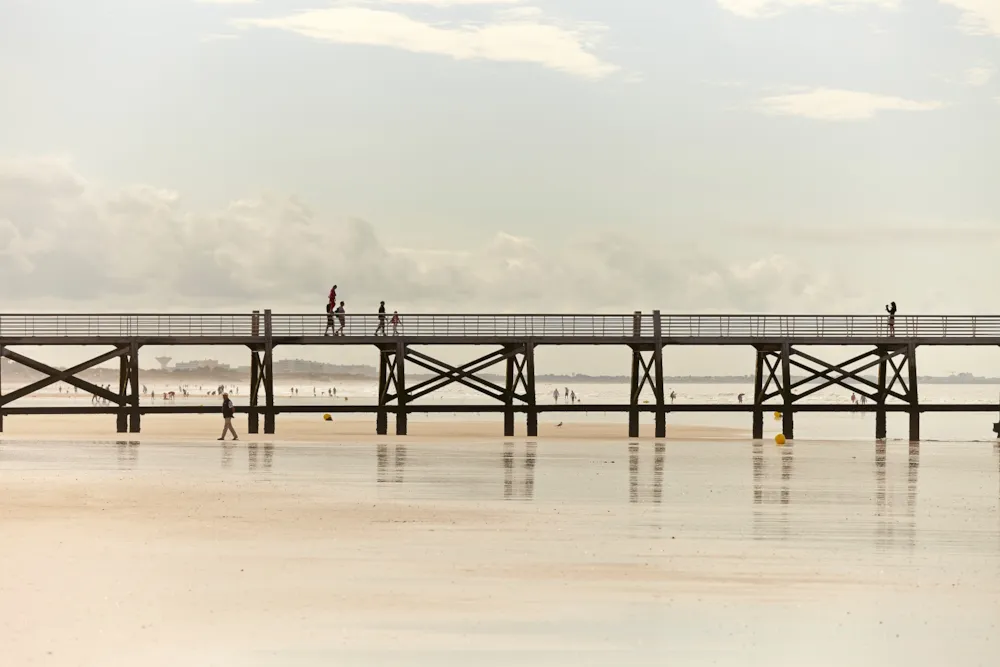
[1,438,998,666]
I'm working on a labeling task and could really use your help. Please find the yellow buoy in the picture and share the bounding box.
[775,433,786,445]
[323,413,332,421]
[773,411,782,420]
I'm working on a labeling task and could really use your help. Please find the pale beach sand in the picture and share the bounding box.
[2,432,998,665]
[0,413,747,442]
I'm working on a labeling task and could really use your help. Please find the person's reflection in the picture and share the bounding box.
[629,443,639,504]
[263,443,274,471]
[116,440,139,469]
[248,443,258,471]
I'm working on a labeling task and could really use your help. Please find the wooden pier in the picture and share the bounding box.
[1,310,998,440]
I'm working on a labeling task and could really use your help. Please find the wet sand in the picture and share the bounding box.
[2,437,999,666]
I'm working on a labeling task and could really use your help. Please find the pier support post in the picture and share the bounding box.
[780,343,793,440]
[117,347,129,433]
[504,348,517,437]
[629,311,642,439]
[653,310,666,439]
[525,342,537,437]
[395,341,407,436]
[377,346,391,436]
[876,349,887,440]
[248,349,260,434]
[128,341,140,433]
[907,343,920,442]
[263,309,275,434]
[752,348,765,439]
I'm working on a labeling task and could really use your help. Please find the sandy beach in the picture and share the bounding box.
[3,433,1000,666]
[0,413,747,442]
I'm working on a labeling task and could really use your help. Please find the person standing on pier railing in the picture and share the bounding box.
[375,301,387,335]
[328,284,338,310]
[885,301,897,336]
[218,392,238,441]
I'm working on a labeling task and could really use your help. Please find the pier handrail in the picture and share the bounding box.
[0,313,999,339]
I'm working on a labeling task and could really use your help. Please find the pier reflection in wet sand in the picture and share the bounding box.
[1,438,999,666]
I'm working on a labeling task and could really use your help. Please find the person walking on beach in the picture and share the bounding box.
[374,301,387,336]
[553,388,560,403]
[335,301,346,335]
[885,301,897,336]
[218,392,238,441]
[390,310,401,336]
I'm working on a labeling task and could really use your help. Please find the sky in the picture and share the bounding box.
[1,0,999,375]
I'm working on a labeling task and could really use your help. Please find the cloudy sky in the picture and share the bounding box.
[1,0,998,374]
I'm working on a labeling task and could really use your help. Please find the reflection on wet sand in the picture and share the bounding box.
[3,438,999,666]
[247,443,274,472]
[628,442,664,504]
[377,443,408,484]
[115,440,139,469]
[503,442,536,500]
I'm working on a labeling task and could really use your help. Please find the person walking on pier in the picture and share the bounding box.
[335,301,346,336]
[885,301,897,336]
[375,301,387,336]
[325,299,336,336]
[391,310,401,336]
[218,392,238,441]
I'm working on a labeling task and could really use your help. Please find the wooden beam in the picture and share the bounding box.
[0,347,126,405]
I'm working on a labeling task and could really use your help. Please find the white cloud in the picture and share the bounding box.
[718,0,898,18]
[234,6,617,79]
[755,88,944,120]
[0,158,831,313]
[964,66,994,86]
[940,0,1000,36]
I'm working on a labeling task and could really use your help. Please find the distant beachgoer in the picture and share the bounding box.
[670,390,677,404]
[885,301,897,336]
[218,392,238,441]
[738,393,744,404]
[335,302,346,335]
[553,388,560,403]
[851,393,857,404]
[391,311,401,336]
[375,301,387,336]
[570,390,576,403]
[333,387,337,397]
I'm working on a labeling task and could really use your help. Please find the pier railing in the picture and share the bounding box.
[0,313,998,339]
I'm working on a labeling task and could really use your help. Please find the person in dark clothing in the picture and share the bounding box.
[218,392,238,441]
[375,301,387,335]
[325,300,335,336]
[335,302,346,336]
[885,301,897,336]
